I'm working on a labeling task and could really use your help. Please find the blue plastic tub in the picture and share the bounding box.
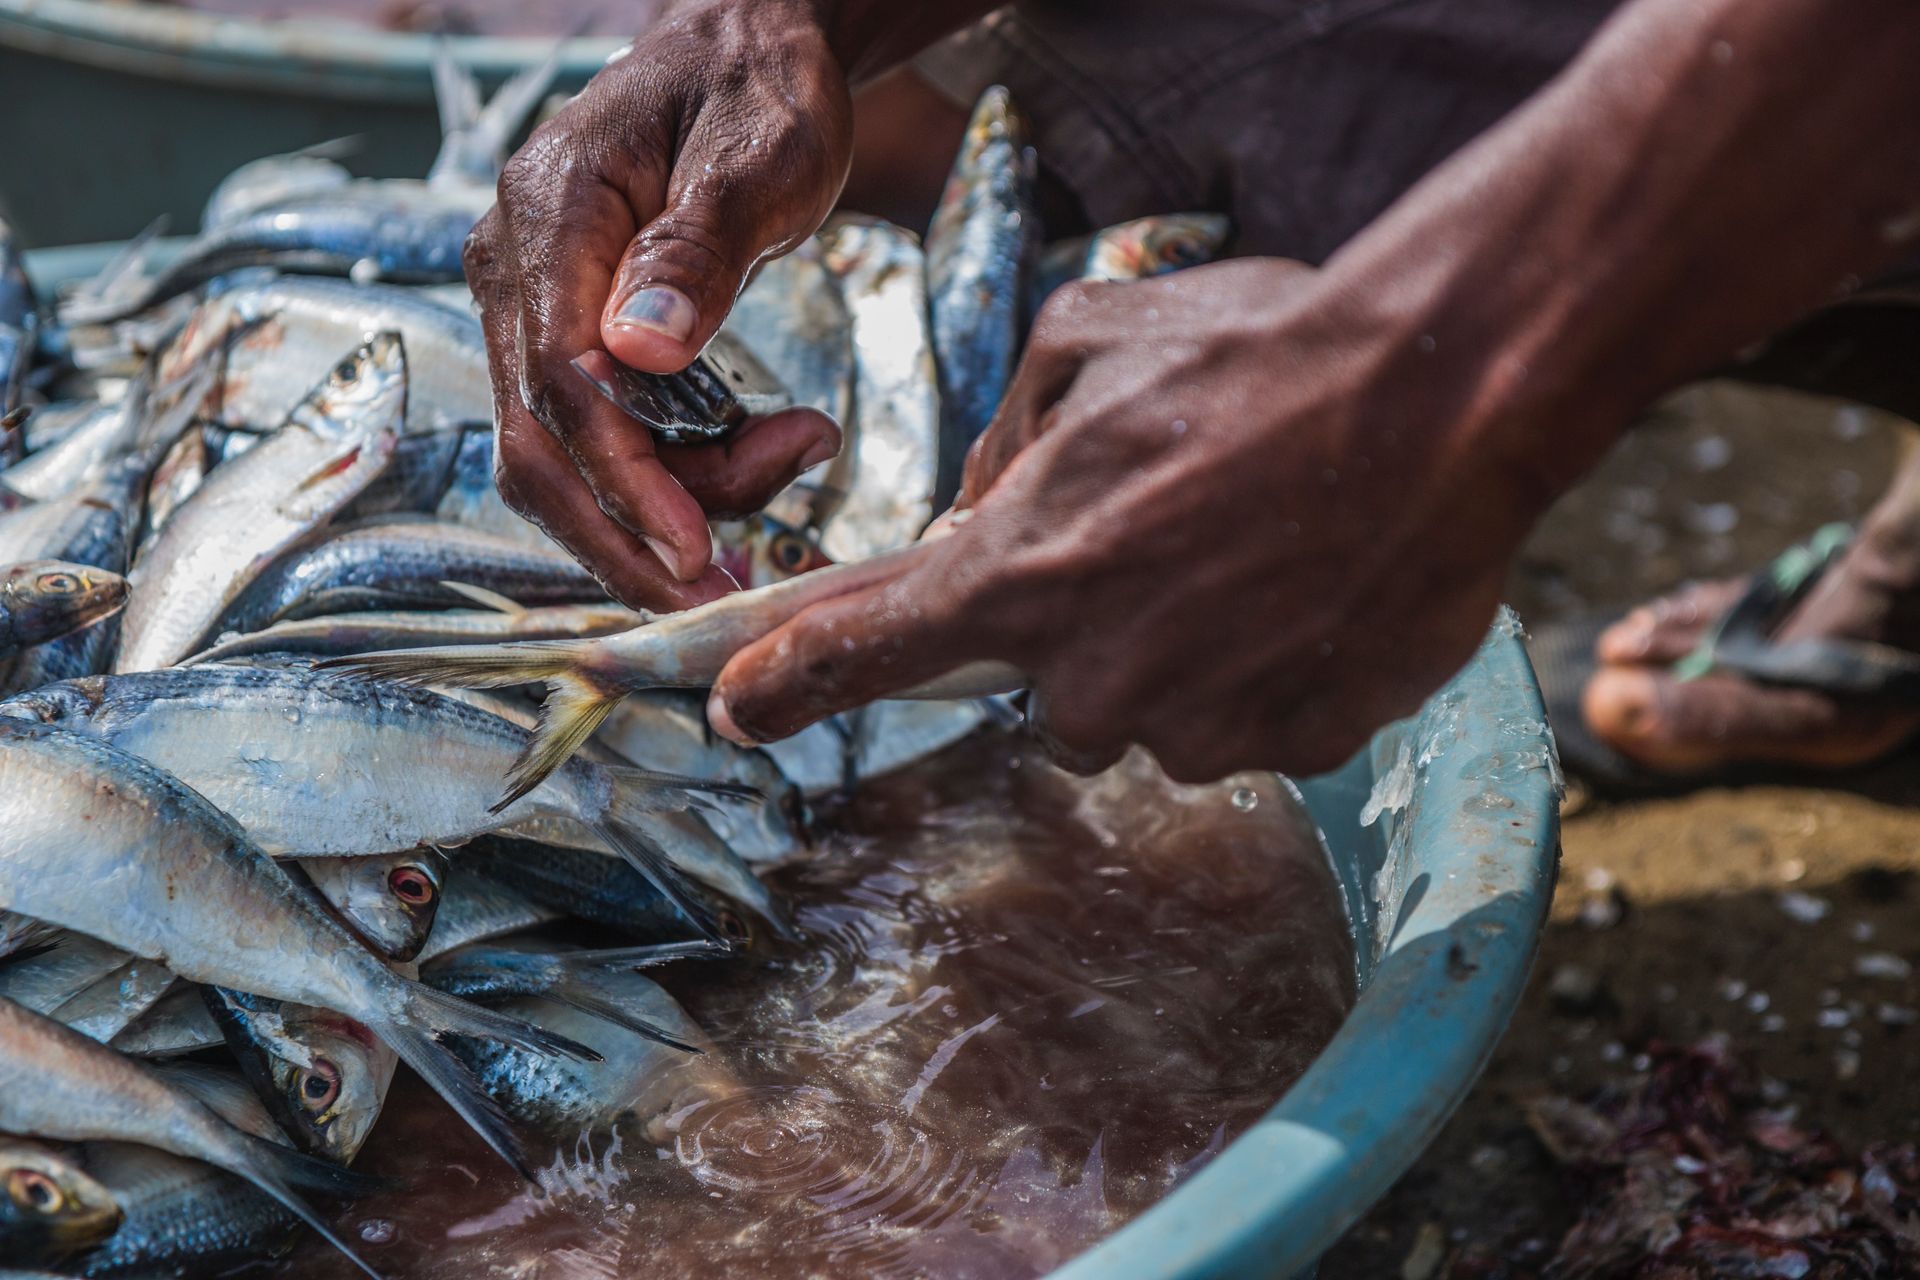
[25,240,1563,1278]
[0,0,620,245]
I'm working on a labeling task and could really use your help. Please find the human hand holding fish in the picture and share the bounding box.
[463,0,999,611]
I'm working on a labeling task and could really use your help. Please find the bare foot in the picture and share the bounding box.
[1582,529,1920,775]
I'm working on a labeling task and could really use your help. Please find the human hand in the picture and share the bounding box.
[707,259,1550,779]
[464,0,851,609]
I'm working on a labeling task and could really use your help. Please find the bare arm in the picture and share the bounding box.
[708,0,1920,776]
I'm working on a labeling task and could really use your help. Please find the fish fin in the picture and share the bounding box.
[372,981,603,1184]
[317,640,631,804]
[438,580,527,615]
[228,1132,388,1280]
[400,979,603,1063]
[586,817,723,942]
[467,32,574,165]
[491,677,628,812]
[541,987,703,1054]
[430,38,484,141]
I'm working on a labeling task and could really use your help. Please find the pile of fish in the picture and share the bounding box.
[0,50,1230,1280]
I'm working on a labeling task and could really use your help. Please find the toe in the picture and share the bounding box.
[1595,579,1748,666]
[1584,666,1920,775]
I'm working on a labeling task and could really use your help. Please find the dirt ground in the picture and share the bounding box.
[1321,382,1920,1277]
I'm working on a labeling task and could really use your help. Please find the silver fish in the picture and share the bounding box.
[1031,212,1232,311]
[62,194,479,325]
[115,333,406,672]
[574,331,789,443]
[328,543,1023,799]
[0,1136,122,1266]
[188,597,643,666]
[0,219,34,420]
[0,562,127,662]
[0,716,600,1182]
[818,218,941,561]
[444,969,733,1138]
[424,941,721,1053]
[71,1065,302,1277]
[924,86,1036,505]
[418,868,563,963]
[2,664,773,937]
[201,138,357,230]
[0,998,381,1277]
[205,992,396,1167]
[456,838,741,947]
[107,986,222,1059]
[296,849,447,964]
[0,464,144,695]
[155,276,490,435]
[215,517,604,638]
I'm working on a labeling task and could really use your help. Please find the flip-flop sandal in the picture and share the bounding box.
[1527,523,1920,794]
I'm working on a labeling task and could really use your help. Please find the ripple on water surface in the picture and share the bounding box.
[283,735,1357,1279]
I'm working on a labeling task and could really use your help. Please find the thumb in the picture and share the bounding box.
[601,154,841,375]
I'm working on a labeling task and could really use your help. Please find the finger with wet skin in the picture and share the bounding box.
[495,414,735,611]
[657,407,842,519]
[708,552,988,745]
[494,124,717,581]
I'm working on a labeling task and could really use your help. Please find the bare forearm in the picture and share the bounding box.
[1319,0,1920,506]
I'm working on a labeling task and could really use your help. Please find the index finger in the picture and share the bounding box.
[495,121,715,580]
[707,540,991,745]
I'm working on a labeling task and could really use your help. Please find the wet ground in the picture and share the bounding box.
[1323,383,1920,1278]
[282,738,1354,1280]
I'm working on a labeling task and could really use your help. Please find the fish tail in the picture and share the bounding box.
[487,944,720,1054]
[229,1133,388,1280]
[318,640,627,806]
[599,792,797,943]
[586,817,724,942]
[372,982,602,1183]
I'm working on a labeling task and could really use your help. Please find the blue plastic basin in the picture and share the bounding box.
[0,0,621,245]
[24,240,1562,1278]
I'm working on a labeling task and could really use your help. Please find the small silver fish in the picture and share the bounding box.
[818,217,942,561]
[0,562,127,662]
[206,992,396,1167]
[0,1136,122,1266]
[924,87,1037,505]
[0,998,382,1277]
[573,330,790,442]
[116,333,407,672]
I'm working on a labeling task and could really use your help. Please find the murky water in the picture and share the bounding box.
[147,0,650,37]
[280,735,1355,1280]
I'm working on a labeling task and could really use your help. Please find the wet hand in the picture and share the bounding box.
[465,0,849,610]
[709,259,1542,780]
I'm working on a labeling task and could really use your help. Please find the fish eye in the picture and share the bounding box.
[718,909,754,948]
[769,532,812,573]
[331,355,360,385]
[34,573,80,595]
[7,1168,63,1214]
[295,1059,342,1113]
[388,865,437,907]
